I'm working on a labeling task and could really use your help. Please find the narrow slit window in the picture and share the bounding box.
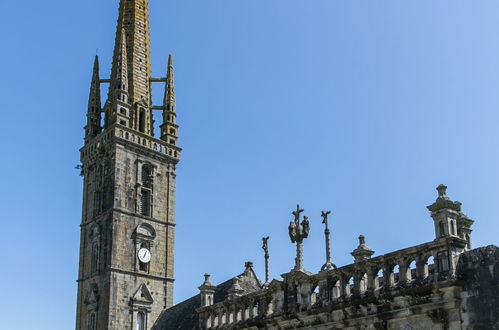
[139,190,151,217]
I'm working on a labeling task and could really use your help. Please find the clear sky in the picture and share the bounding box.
[1,0,499,329]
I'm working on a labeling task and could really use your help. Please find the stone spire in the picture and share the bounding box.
[84,56,102,143]
[113,29,129,95]
[164,55,175,110]
[107,29,131,128]
[160,55,179,146]
[109,0,153,135]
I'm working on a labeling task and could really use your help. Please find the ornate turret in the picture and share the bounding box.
[106,29,130,128]
[199,274,216,307]
[84,56,102,143]
[427,184,473,249]
[160,55,179,146]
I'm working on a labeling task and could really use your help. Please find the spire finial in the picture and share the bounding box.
[320,210,336,271]
[203,273,212,285]
[351,234,374,262]
[104,28,130,128]
[262,236,270,288]
[164,54,175,106]
[359,235,366,246]
[160,54,178,144]
[437,184,448,198]
[84,56,102,143]
[428,184,462,212]
[110,28,128,93]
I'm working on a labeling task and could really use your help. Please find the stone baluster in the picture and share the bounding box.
[235,306,241,322]
[398,259,411,284]
[248,301,255,319]
[212,312,218,327]
[352,273,361,296]
[341,276,351,297]
[384,264,396,288]
[416,257,429,280]
[367,268,380,292]
[331,279,341,299]
[318,279,329,303]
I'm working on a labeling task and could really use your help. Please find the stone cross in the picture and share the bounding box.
[262,236,270,288]
[321,210,337,270]
[288,204,310,271]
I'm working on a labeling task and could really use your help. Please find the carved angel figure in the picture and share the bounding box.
[288,221,297,243]
[301,216,310,238]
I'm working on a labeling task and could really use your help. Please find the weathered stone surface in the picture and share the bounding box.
[176,245,498,330]
[75,1,180,329]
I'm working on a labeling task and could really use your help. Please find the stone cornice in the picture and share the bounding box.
[81,208,176,227]
[78,268,175,283]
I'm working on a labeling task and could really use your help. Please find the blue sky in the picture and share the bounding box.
[1,0,499,329]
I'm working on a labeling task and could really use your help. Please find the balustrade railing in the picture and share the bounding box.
[197,235,467,329]
[80,125,181,163]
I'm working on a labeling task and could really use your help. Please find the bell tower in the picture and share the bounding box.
[75,1,181,329]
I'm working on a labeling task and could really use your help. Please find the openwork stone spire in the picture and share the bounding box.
[106,29,131,128]
[160,55,179,146]
[84,56,102,143]
[112,29,129,94]
[109,0,153,135]
[112,0,152,105]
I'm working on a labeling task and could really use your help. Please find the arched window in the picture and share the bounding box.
[88,312,97,330]
[91,242,100,273]
[139,109,146,133]
[139,191,151,217]
[439,222,445,237]
[137,312,145,330]
[141,165,152,188]
[139,165,153,217]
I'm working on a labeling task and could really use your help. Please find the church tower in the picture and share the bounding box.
[76,1,181,329]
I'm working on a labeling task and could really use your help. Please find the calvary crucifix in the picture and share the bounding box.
[288,204,310,271]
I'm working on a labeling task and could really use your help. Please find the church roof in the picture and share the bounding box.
[152,265,262,330]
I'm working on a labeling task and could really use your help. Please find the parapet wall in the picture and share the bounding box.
[197,241,498,330]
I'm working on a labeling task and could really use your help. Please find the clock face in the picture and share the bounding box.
[138,248,151,264]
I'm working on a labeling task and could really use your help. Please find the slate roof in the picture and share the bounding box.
[152,266,262,330]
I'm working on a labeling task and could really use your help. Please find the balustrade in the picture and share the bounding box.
[198,237,465,329]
